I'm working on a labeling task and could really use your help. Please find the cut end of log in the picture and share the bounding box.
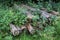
[12,30,20,36]
[10,24,20,36]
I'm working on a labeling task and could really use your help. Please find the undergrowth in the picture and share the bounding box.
[0,1,60,40]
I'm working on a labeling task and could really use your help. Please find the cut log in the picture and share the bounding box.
[10,24,27,36]
[10,24,20,36]
[41,11,52,18]
[21,4,59,16]
[26,23,35,34]
[21,4,52,18]
[13,4,52,18]
[50,11,59,15]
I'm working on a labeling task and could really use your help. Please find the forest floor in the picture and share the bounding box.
[0,2,60,40]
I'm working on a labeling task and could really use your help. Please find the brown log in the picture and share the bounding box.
[50,11,59,15]
[26,23,35,34]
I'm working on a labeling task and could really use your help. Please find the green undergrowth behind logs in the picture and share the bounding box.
[0,5,27,30]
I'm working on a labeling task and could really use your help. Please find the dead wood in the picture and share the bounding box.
[20,4,54,18]
[49,11,59,15]
[26,23,35,34]
[10,24,20,36]
[10,24,27,36]
[12,4,59,35]
[13,4,53,19]
[20,26,26,30]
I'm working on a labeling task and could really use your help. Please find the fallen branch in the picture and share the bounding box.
[10,24,27,36]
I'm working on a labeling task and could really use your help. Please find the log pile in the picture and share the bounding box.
[10,4,59,36]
